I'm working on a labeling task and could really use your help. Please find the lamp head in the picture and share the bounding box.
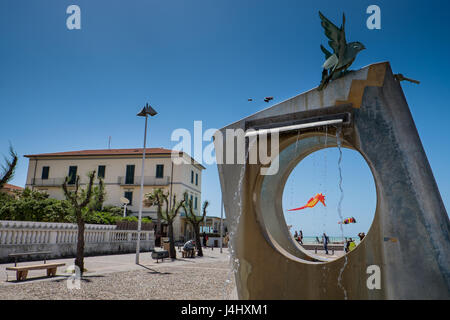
[137,103,157,117]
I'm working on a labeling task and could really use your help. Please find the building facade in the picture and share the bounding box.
[24,148,205,241]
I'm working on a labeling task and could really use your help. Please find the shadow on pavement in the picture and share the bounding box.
[137,264,172,275]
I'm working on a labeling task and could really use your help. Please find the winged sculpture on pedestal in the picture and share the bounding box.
[318,11,366,90]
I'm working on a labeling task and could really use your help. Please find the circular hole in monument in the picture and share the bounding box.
[282,147,376,260]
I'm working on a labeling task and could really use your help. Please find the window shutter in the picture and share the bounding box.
[156,164,164,178]
[125,165,135,184]
[68,166,77,184]
[98,165,106,179]
[41,166,50,180]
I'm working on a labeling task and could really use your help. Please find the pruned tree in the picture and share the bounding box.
[162,192,185,259]
[144,189,184,259]
[0,146,18,189]
[62,171,101,275]
[183,193,209,257]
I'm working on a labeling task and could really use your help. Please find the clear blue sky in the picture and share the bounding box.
[1,1,449,231]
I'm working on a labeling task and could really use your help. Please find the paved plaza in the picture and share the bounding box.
[0,248,237,300]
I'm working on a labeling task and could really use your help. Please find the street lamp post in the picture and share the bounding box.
[135,103,157,265]
[219,197,224,253]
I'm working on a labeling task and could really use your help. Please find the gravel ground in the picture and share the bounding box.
[0,261,237,300]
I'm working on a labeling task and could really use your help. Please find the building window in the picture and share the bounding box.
[156,164,164,178]
[41,166,50,180]
[98,165,106,179]
[195,173,198,186]
[68,166,77,185]
[124,191,133,206]
[190,195,193,207]
[194,196,198,210]
[191,170,194,184]
[125,165,135,184]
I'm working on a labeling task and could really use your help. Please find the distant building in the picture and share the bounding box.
[195,216,228,238]
[24,148,205,241]
[0,183,23,197]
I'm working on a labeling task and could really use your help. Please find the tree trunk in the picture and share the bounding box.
[194,224,203,257]
[168,222,176,259]
[75,216,85,275]
[157,214,162,237]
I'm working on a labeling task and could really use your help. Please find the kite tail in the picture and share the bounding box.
[288,205,307,212]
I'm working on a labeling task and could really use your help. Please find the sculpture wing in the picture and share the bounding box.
[320,44,332,59]
[319,11,347,57]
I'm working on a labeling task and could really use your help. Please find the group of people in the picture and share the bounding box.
[292,230,367,255]
[343,232,365,253]
[293,230,303,244]
[345,238,356,253]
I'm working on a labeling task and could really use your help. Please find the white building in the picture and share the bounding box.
[24,148,205,241]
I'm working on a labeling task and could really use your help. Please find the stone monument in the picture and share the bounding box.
[214,62,450,299]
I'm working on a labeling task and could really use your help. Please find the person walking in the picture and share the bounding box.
[322,232,329,255]
[202,232,207,247]
[299,230,303,245]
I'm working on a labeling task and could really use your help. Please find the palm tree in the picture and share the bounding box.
[144,188,164,246]
[0,146,18,189]
[62,171,102,275]
[183,193,209,257]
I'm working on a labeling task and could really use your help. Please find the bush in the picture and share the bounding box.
[0,189,73,222]
[0,189,142,225]
[102,205,124,216]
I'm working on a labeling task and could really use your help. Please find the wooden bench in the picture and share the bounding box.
[151,250,169,263]
[182,249,195,258]
[6,263,65,281]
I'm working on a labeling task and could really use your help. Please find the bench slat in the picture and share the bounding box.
[6,263,65,271]
[8,251,52,257]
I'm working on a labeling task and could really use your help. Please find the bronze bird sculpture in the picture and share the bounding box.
[318,11,366,90]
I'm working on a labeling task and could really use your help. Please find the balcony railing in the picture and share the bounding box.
[118,176,170,186]
[31,176,170,187]
[31,178,67,187]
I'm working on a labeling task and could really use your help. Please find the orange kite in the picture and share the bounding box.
[288,193,326,211]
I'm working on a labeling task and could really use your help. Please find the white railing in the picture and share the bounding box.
[0,220,154,246]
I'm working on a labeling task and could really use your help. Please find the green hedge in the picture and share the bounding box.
[0,189,150,225]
